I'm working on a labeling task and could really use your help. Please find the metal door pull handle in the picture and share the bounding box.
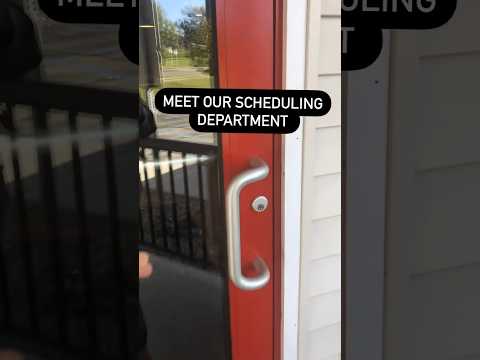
[226,159,270,291]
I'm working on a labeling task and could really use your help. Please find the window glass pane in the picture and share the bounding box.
[140,0,217,145]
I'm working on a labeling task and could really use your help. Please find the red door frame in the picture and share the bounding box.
[215,0,284,359]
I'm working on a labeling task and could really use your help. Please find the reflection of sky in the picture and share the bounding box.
[158,0,205,22]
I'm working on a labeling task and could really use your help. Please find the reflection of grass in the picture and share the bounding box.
[163,57,193,68]
[164,76,212,88]
[139,76,212,103]
[163,56,211,70]
[139,67,212,103]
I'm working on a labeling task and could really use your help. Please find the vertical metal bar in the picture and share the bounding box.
[196,155,208,265]
[34,108,67,344]
[139,208,144,244]
[207,154,223,268]
[140,148,156,245]
[0,103,15,330]
[68,111,97,355]
[0,102,15,132]
[0,145,11,330]
[10,113,39,334]
[181,153,194,257]
[0,246,9,330]
[101,115,130,359]
[153,149,168,250]
[167,151,180,253]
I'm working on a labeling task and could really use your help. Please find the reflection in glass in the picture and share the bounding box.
[139,2,230,360]
[140,0,216,145]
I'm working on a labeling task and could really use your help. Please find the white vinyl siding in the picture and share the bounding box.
[298,0,341,359]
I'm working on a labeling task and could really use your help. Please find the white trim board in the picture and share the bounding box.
[282,0,308,358]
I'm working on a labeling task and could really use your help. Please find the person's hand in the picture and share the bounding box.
[139,252,153,279]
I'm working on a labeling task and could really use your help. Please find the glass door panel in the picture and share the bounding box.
[139,1,229,359]
[140,0,217,145]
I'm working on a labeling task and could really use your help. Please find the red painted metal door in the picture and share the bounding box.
[216,0,283,359]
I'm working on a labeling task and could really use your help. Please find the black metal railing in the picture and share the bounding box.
[139,138,223,269]
[0,80,225,358]
[0,81,138,359]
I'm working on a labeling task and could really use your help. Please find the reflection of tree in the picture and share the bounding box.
[157,6,181,58]
[161,22,180,52]
[177,6,211,69]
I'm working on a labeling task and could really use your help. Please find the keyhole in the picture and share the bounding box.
[252,196,268,212]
